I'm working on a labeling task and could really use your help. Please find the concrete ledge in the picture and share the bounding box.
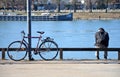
[0,60,120,64]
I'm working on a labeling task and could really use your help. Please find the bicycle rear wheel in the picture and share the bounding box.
[39,41,58,61]
[7,41,27,61]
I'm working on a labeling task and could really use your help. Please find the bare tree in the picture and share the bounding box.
[11,0,15,12]
[3,0,7,14]
[57,0,61,12]
[51,0,60,12]
[41,0,48,4]
[69,0,77,12]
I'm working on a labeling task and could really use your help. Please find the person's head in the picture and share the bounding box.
[98,28,105,32]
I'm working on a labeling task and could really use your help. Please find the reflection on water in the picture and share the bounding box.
[0,19,120,59]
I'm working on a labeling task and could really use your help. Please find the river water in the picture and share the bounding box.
[0,19,120,60]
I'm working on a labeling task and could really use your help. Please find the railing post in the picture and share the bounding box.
[60,48,63,60]
[118,50,120,60]
[2,49,5,60]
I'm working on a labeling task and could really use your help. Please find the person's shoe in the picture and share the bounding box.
[96,56,100,60]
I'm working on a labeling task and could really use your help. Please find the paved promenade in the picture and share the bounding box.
[0,60,120,77]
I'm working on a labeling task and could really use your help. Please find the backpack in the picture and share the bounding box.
[97,32,106,44]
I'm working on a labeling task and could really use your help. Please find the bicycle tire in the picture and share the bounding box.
[39,41,58,61]
[7,41,27,61]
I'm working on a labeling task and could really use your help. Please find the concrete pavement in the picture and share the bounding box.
[0,60,120,77]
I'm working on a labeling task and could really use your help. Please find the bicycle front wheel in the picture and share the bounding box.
[7,41,27,61]
[39,41,58,61]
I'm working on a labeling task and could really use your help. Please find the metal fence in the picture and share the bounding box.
[0,48,120,60]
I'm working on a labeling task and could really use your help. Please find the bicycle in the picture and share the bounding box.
[7,31,59,61]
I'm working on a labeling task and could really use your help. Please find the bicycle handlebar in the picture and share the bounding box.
[21,30,25,37]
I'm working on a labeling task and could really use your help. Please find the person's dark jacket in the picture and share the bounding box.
[95,31,109,47]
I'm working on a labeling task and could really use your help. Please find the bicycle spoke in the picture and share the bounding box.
[39,41,58,60]
[7,41,27,61]
[47,42,52,48]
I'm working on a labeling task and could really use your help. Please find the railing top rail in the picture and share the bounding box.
[58,48,120,51]
[0,48,120,51]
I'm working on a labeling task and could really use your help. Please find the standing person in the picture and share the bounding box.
[95,28,109,60]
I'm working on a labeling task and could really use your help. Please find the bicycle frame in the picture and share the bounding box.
[21,31,43,52]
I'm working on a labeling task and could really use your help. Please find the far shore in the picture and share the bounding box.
[74,12,120,20]
[0,10,120,20]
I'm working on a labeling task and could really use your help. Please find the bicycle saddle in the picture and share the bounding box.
[37,31,45,34]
